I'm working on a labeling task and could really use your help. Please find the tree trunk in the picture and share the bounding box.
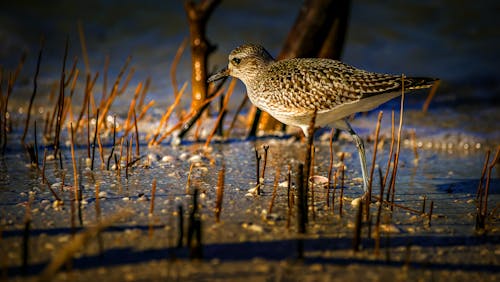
[184,0,221,111]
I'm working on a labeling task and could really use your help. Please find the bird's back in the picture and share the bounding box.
[249,58,436,115]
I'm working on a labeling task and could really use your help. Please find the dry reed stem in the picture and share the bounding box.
[91,110,99,170]
[149,82,188,146]
[353,198,363,252]
[226,95,248,138]
[92,56,109,115]
[374,166,385,256]
[21,38,44,143]
[204,79,237,147]
[98,56,131,128]
[483,145,500,216]
[64,57,78,87]
[428,201,434,227]
[339,152,345,217]
[268,166,281,214]
[383,110,395,201]
[422,80,440,113]
[2,73,13,152]
[170,37,189,99]
[326,128,335,208]
[366,111,383,219]
[2,53,26,150]
[215,165,225,223]
[421,195,427,214]
[137,100,156,122]
[96,132,105,169]
[476,150,491,200]
[75,73,99,133]
[287,164,292,210]
[117,67,135,96]
[133,110,140,157]
[123,81,142,134]
[372,195,421,214]
[86,91,91,158]
[186,162,195,194]
[297,163,306,234]
[137,76,151,110]
[69,123,79,204]
[106,116,117,170]
[389,76,405,211]
[155,110,196,144]
[332,169,338,215]
[41,148,47,184]
[255,147,262,195]
[176,84,226,139]
[150,179,157,215]
[77,21,90,75]
[261,145,270,185]
[38,209,134,282]
[125,138,130,179]
[310,145,316,221]
[117,137,124,175]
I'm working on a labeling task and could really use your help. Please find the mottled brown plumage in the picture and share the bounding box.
[208,43,438,192]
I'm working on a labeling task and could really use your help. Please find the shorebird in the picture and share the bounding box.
[208,43,437,192]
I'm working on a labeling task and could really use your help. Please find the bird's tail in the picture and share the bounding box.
[405,77,439,90]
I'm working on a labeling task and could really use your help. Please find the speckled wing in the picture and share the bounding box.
[253,58,434,113]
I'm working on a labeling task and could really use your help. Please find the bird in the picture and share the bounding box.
[208,43,437,193]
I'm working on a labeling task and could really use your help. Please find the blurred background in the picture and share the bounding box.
[0,0,499,140]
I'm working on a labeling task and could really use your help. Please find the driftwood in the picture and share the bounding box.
[250,0,350,134]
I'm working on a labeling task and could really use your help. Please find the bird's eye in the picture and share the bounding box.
[231,57,241,65]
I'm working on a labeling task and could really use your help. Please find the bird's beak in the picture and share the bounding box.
[207,68,230,83]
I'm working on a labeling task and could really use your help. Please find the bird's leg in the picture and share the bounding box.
[344,120,369,193]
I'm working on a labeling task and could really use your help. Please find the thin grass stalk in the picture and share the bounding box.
[117,67,135,96]
[22,37,44,143]
[106,115,117,170]
[69,123,80,225]
[75,72,98,134]
[383,110,395,199]
[123,82,142,135]
[367,111,383,219]
[133,110,140,157]
[374,166,385,256]
[422,80,440,113]
[204,79,237,147]
[137,77,151,111]
[215,165,225,223]
[77,21,90,75]
[389,76,405,211]
[476,150,491,200]
[98,56,131,128]
[91,110,99,170]
[226,95,248,138]
[137,100,156,122]
[483,145,500,217]
[326,129,335,208]
[150,179,157,215]
[339,153,345,217]
[149,82,187,145]
[260,145,270,187]
[170,37,189,100]
[268,166,281,214]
